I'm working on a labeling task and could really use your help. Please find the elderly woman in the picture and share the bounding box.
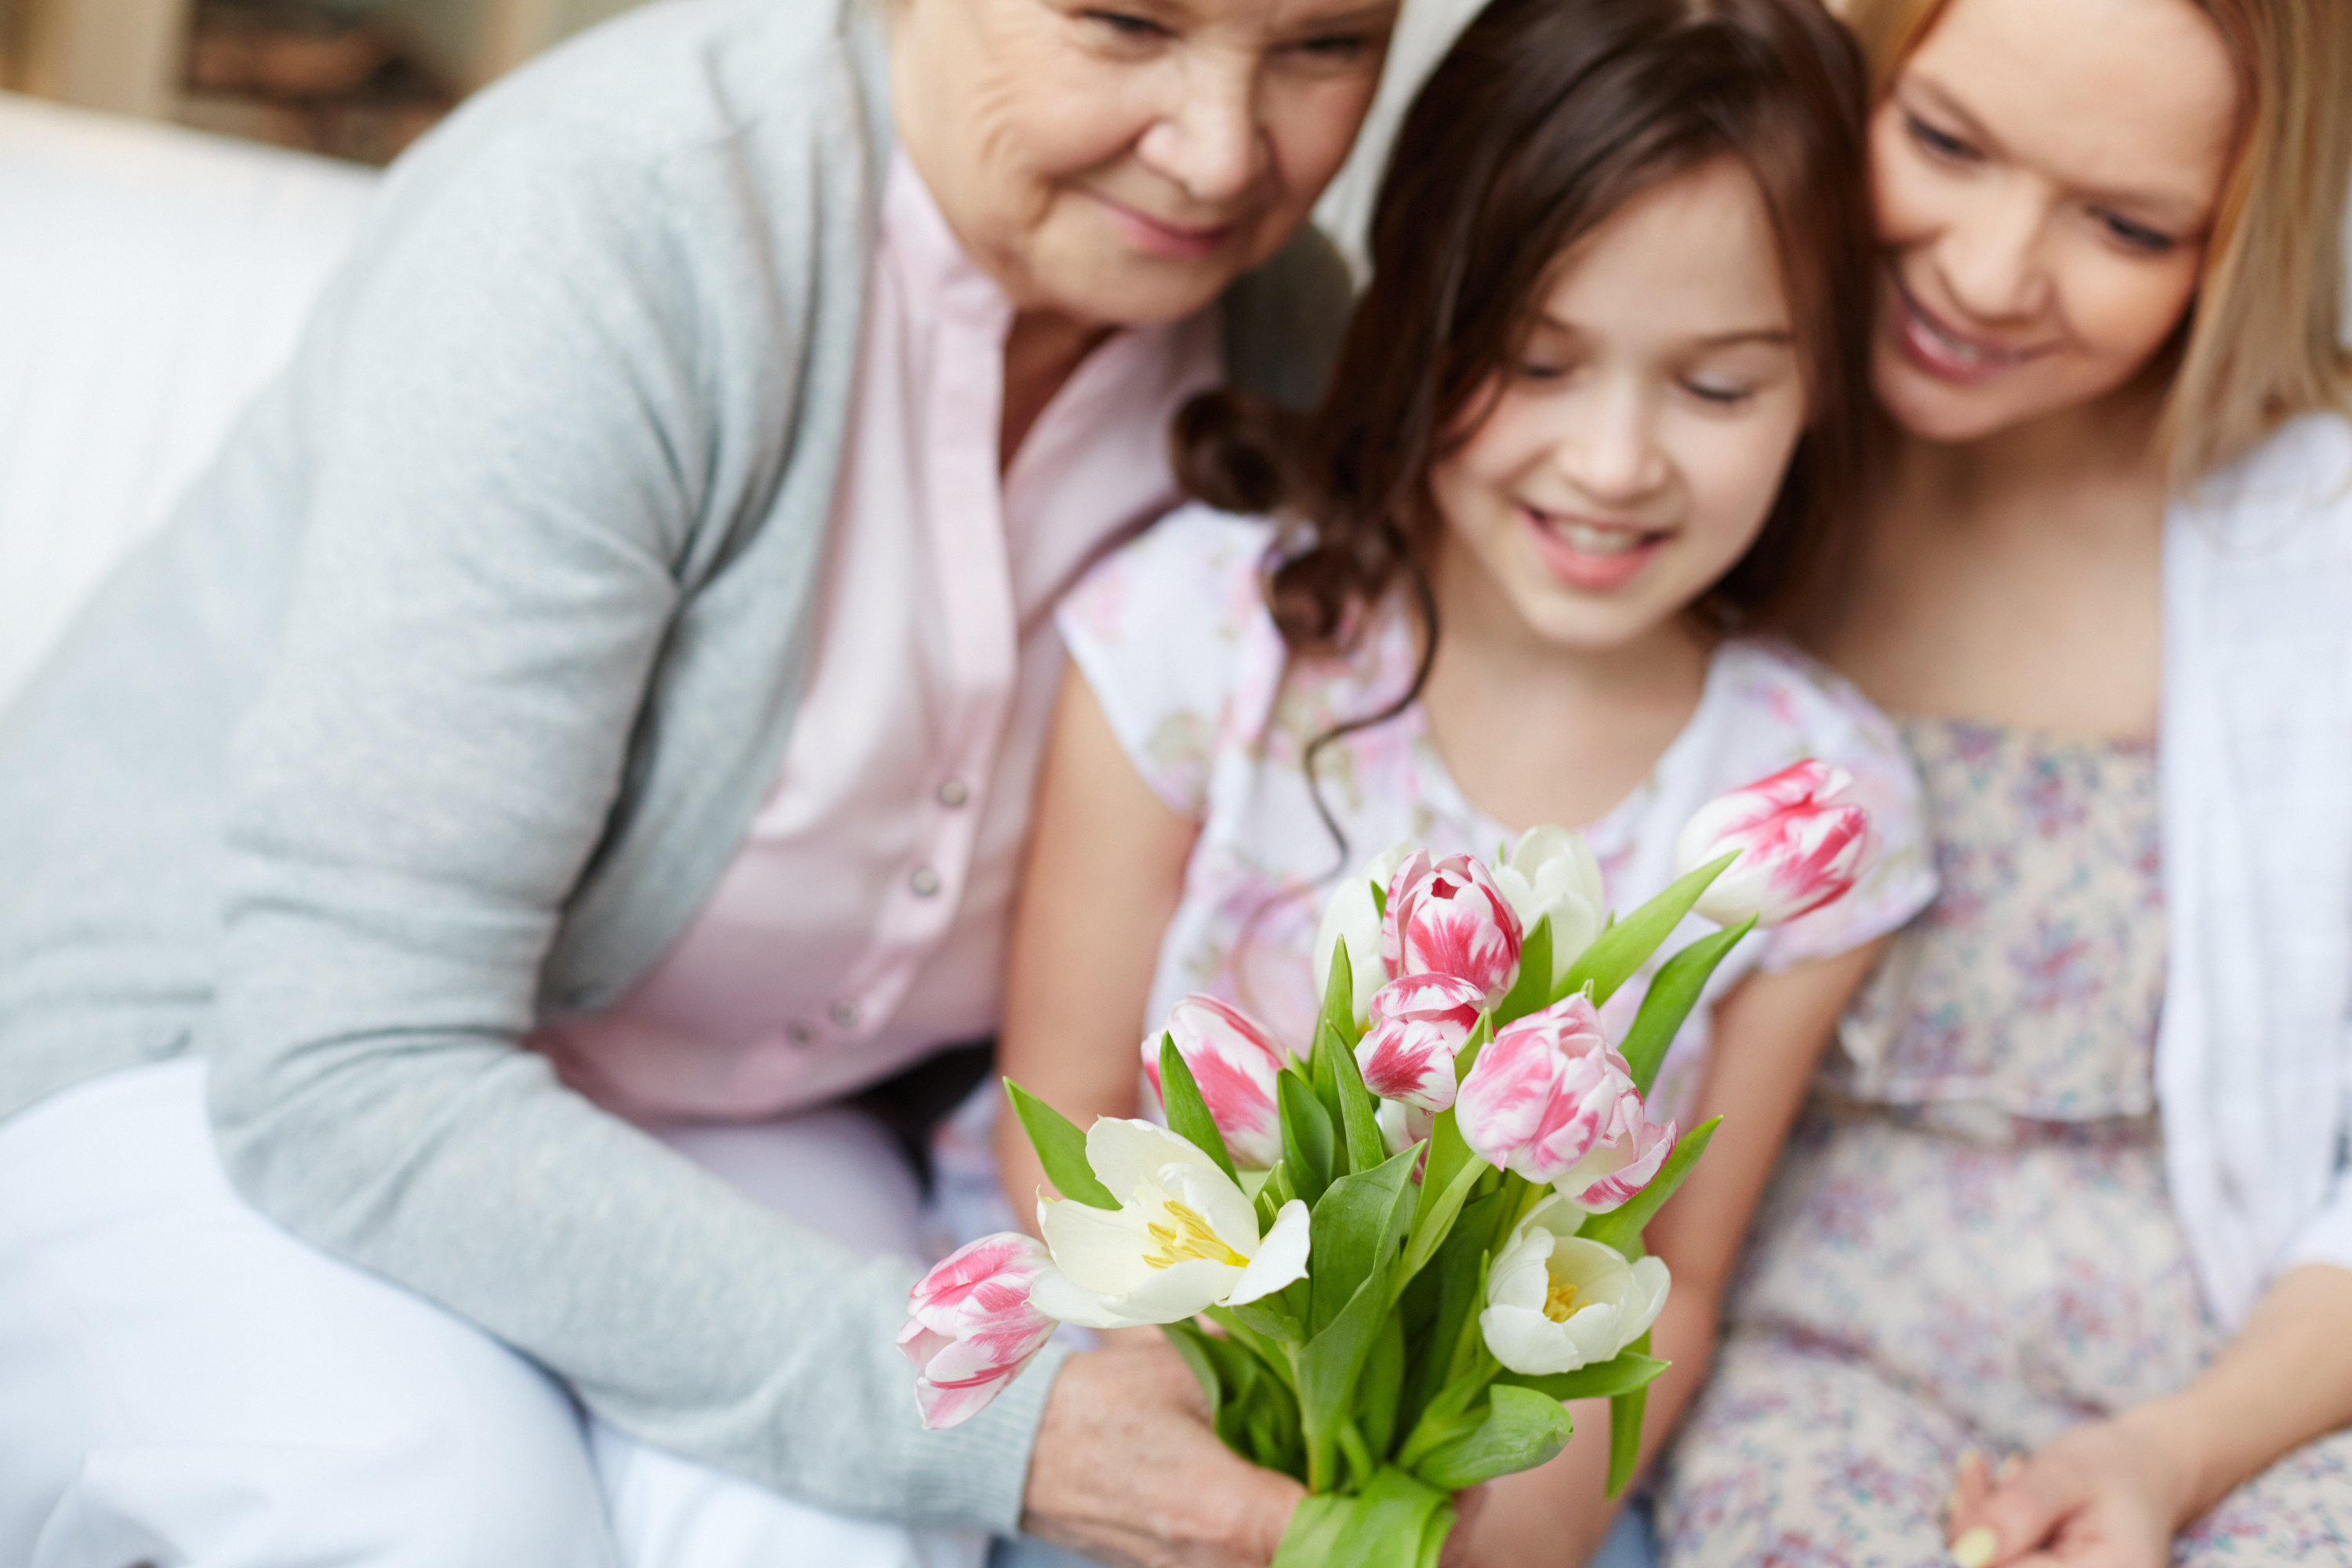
[0,0,1394,1562]
[1654,0,2352,1563]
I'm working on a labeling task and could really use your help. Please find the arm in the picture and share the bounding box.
[1456,939,1889,1566]
[1947,1261,2352,1567]
[996,660,1203,1231]
[201,111,1070,1524]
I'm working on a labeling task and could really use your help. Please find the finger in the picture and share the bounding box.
[1950,1449,1994,1521]
[1947,1457,2075,1568]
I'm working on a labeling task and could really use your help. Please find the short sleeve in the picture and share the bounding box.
[1056,504,1282,818]
[1735,644,1939,973]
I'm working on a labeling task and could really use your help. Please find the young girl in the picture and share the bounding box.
[991,0,1933,1559]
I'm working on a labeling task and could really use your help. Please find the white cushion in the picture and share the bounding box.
[0,93,375,710]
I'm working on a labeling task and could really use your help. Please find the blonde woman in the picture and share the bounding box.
[1655,0,2352,1563]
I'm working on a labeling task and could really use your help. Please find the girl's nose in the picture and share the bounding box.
[1134,54,1269,208]
[1555,383,1669,506]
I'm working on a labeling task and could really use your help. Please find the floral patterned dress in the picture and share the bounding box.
[1655,719,2352,1566]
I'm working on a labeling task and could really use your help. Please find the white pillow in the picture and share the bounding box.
[0,94,375,710]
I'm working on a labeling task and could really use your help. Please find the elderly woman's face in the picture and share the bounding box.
[1867,0,2238,444]
[893,0,1396,329]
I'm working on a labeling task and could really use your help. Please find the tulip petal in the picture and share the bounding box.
[1083,1118,1218,1205]
[1226,1199,1310,1305]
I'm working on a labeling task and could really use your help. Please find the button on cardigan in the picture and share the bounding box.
[0,0,1348,1531]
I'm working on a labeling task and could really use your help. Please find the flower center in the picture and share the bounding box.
[1542,1279,1582,1323]
[1142,1200,1249,1271]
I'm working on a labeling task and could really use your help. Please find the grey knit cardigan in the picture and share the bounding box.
[0,0,1348,1530]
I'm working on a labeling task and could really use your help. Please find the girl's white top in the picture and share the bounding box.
[2160,412,2352,1325]
[1057,504,1938,1125]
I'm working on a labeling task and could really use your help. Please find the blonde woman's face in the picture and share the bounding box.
[891,0,1396,332]
[1869,0,2239,444]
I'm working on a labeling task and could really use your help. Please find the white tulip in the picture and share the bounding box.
[1490,826,1606,994]
[1312,840,1416,1022]
[1478,1196,1669,1376]
[1029,1120,1311,1330]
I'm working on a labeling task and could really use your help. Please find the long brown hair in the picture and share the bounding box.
[1179,0,1875,682]
[1843,0,2352,485]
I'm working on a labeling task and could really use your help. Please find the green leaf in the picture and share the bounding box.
[1396,1143,1490,1292]
[1606,1334,1652,1499]
[1357,1309,1406,1459]
[1005,1079,1117,1210]
[1492,914,1552,1028]
[1617,920,1755,1097]
[1279,1070,1335,1207]
[1306,1145,1420,1336]
[1316,1016,1388,1175]
[1274,1468,1456,1568]
[1225,1298,1306,1347]
[1396,1189,1505,1443]
[1159,1316,1225,1410]
[1557,851,1737,1006]
[1156,1035,1241,1183]
[1411,1385,1575,1492]
[1204,1303,1300,1388]
[1497,1350,1671,1403]
[1298,1269,1391,1492]
[1370,877,1388,919]
[1577,1116,1722,1261]
[1320,935,1363,1047]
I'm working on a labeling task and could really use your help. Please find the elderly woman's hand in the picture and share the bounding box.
[1023,1339,1303,1566]
[1943,1417,2190,1568]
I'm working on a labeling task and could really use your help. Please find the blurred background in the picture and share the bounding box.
[0,0,649,163]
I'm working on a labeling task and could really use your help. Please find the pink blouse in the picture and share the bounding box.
[531,153,1220,1122]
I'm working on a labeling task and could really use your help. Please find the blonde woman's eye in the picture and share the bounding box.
[1686,380,1753,406]
[2098,211,2177,256]
[1906,114,1976,163]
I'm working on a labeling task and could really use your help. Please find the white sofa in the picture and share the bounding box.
[0,92,376,710]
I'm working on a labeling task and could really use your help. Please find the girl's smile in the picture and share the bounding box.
[1519,508,1675,595]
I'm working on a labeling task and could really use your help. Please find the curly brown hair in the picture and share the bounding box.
[1178,0,1875,708]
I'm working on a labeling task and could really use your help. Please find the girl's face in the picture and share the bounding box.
[1428,157,1807,658]
[891,0,1396,331]
[1868,0,2238,445]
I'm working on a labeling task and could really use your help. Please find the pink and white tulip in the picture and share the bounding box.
[1355,973,1483,1112]
[1553,1112,1677,1213]
[1454,995,1643,1185]
[898,1233,1058,1430]
[1143,994,1292,1170]
[1673,760,1875,928]
[1382,851,1523,1006]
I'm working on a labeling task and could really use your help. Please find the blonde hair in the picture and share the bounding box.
[1842,0,2352,485]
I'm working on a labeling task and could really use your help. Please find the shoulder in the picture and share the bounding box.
[2173,412,2352,564]
[1702,638,1916,782]
[390,0,884,192]
[1058,506,1284,817]
[342,0,887,339]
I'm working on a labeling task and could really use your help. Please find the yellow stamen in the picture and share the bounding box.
[1142,1200,1249,1270]
[1543,1278,1581,1323]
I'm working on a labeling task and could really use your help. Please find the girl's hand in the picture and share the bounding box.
[1944,1414,2193,1568]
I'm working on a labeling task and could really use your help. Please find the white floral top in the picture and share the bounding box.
[1058,505,1939,1123]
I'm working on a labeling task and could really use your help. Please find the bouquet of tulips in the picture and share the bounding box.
[902,762,1872,1566]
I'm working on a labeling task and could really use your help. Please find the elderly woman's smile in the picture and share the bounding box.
[893,0,1397,329]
